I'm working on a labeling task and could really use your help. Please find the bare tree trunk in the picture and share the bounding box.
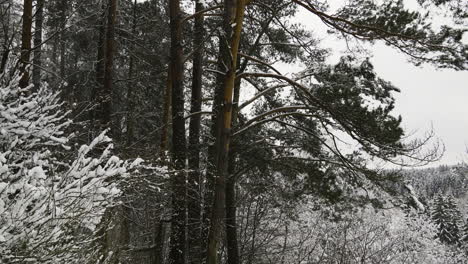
[101,0,117,130]
[225,78,241,264]
[153,220,166,264]
[60,0,66,79]
[187,1,205,263]
[0,47,9,73]
[92,1,107,128]
[206,1,246,264]
[19,0,33,88]
[0,1,13,74]
[159,66,172,158]
[95,1,106,88]
[32,0,44,90]
[59,0,67,85]
[168,0,187,263]
[126,0,137,145]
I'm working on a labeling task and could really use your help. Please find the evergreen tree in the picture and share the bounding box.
[461,218,468,255]
[446,195,463,244]
[431,194,462,245]
[462,218,468,242]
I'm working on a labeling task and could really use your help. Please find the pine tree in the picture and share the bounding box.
[461,218,468,255]
[446,195,463,244]
[462,219,468,243]
[431,194,462,245]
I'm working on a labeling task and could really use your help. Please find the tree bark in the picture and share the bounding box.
[19,0,33,88]
[59,0,67,80]
[168,0,187,263]
[101,0,117,130]
[153,220,166,264]
[160,66,172,158]
[92,1,107,126]
[206,1,246,264]
[95,1,106,88]
[187,1,205,264]
[0,2,12,74]
[126,0,137,145]
[225,78,241,264]
[32,0,44,90]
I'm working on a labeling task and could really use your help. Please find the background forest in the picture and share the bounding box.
[0,0,467,263]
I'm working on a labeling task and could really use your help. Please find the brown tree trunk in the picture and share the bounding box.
[206,1,246,264]
[92,1,107,127]
[101,0,117,130]
[126,0,137,145]
[159,66,172,158]
[225,78,241,264]
[0,2,12,74]
[59,0,67,80]
[0,48,9,74]
[19,0,33,88]
[32,0,44,90]
[168,0,187,263]
[153,220,166,264]
[95,1,106,88]
[187,1,205,263]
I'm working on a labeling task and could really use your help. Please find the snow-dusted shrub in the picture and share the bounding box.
[309,209,464,264]
[244,198,465,264]
[0,74,139,263]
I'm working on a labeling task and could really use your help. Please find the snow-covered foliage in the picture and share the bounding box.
[431,194,464,245]
[243,201,465,264]
[0,75,137,263]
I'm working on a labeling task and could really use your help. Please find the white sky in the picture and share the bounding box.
[292,4,468,167]
[372,43,468,166]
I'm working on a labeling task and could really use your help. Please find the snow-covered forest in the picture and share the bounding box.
[0,0,467,263]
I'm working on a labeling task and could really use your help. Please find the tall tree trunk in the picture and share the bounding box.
[159,66,172,158]
[225,78,241,264]
[59,0,66,77]
[59,0,67,102]
[0,47,9,74]
[206,1,246,264]
[92,1,107,128]
[153,220,166,264]
[32,0,44,90]
[95,1,106,88]
[126,0,137,145]
[168,0,187,263]
[188,1,205,263]
[1,1,13,74]
[101,0,117,131]
[19,0,33,88]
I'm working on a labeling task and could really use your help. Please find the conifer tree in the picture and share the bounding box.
[446,195,463,244]
[431,194,462,245]
[462,219,468,242]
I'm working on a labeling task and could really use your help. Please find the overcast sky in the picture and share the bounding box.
[293,4,468,167]
[372,43,468,166]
